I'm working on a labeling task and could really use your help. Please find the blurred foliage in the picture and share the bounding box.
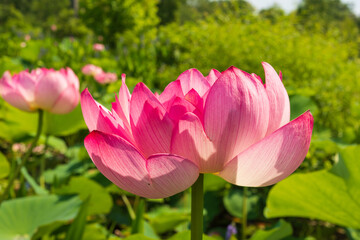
[0,0,359,239]
[79,0,159,47]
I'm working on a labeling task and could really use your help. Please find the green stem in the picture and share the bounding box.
[242,187,248,240]
[131,198,145,234]
[39,135,49,188]
[121,194,136,220]
[191,174,204,240]
[0,110,43,203]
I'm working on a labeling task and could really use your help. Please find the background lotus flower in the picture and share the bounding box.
[94,72,117,84]
[82,64,103,76]
[0,68,80,114]
[93,43,105,51]
[81,63,313,199]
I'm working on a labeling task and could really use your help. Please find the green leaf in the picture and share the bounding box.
[223,187,261,220]
[0,195,82,240]
[65,197,90,240]
[43,159,91,185]
[82,224,110,240]
[19,41,41,62]
[265,145,360,228]
[250,220,292,240]
[0,102,86,141]
[167,230,218,240]
[46,136,68,153]
[20,165,48,195]
[43,105,87,136]
[143,221,159,239]
[32,221,65,240]
[147,206,190,234]
[123,234,155,240]
[0,152,10,179]
[203,174,228,192]
[337,146,360,200]
[347,228,360,240]
[54,176,113,215]
[289,95,318,120]
[0,100,37,141]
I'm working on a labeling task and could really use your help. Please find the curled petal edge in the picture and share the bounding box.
[84,130,199,199]
[219,111,313,187]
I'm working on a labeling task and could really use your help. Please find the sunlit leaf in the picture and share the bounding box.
[167,230,218,240]
[224,187,261,220]
[250,219,292,240]
[54,176,113,215]
[123,234,155,240]
[204,174,228,192]
[147,206,190,234]
[65,197,90,240]
[0,195,81,240]
[0,102,86,141]
[265,146,360,228]
[289,95,318,120]
[44,104,87,136]
[0,152,10,179]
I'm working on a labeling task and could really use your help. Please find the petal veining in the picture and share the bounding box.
[203,66,270,164]
[219,111,313,187]
[177,69,210,96]
[205,69,221,86]
[262,62,290,135]
[171,113,219,173]
[85,131,199,198]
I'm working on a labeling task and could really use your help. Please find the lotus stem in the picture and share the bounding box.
[191,173,204,240]
[131,197,145,234]
[39,134,49,188]
[121,194,136,220]
[0,109,43,203]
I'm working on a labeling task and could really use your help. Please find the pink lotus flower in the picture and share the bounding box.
[82,64,103,76]
[24,34,31,41]
[93,43,105,52]
[50,24,57,31]
[81,63,313,198]
[94,72,117,84]
[0,68,80,114]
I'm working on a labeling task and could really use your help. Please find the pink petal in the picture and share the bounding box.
[219,111,313,187]
[50,85,79,114]
[14,71,36,103]
[171,113,219,173]
[262,62,290,135]
[85,131,199,198]
[130,83,174,157]
[147,153,199,198]
[205,69,221,86]
[131,100,174,158]
[81,88,106,132]
[203,66,270,165]
[158,80,184,108]
[0,73,30,111]
[34,72,68,110]
[177,69,211,96]
[167,97,196,122]
[1,91,33,112]
[66,68,80,89]
[184,89,204,115]
[130,82,166,126]
[112,74,131,124]
[81,89,133,143]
